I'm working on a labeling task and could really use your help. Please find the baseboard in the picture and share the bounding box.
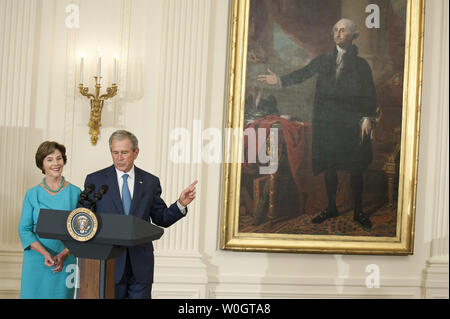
[0,248,23,299]
[1,249,446,299]
[422,257,449,298]
[206,274,423,299]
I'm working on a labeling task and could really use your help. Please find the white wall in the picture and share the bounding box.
[0,0,448,299]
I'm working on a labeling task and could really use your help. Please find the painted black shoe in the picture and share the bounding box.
[354,212,372,229]
[312,209,338,224]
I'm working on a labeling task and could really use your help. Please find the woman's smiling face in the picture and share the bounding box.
[42,149,65,178]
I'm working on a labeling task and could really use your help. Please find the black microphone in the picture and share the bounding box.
[90,185,109,211]
[78,184,95,207]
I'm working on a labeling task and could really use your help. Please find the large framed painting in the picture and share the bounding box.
[220,0,425,255]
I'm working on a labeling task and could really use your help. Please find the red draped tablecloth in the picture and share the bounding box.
[242,115,353,215]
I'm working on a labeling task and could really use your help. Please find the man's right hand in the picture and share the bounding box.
[360,117,373,143]
[257,68,279,85]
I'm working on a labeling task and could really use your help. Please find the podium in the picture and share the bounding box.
[36,209,164,299]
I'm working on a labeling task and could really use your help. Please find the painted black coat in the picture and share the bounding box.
[281,45,376,175]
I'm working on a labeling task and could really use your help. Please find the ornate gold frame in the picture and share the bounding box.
[220,0,425,255]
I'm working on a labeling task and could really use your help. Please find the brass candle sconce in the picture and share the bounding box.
[78,51,119,145]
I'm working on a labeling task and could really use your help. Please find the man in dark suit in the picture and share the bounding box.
[258,19,376,229]
[83,130,197,299]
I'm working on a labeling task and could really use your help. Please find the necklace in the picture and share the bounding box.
[42,176,65,193]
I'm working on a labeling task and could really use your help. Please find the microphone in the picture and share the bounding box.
[93,185,108,201]
[78,184,95,207]
[89,185,109,212]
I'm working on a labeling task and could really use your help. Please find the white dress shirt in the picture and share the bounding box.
[336,45,346,78]
[115,166,186,214]
[115,167,135,199]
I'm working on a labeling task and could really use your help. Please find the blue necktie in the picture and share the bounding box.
[122,174,131,215]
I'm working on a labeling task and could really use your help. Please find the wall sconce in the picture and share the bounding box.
[78,50,119,146]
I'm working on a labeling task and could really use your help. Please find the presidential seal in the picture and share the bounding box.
[67,208,98,242]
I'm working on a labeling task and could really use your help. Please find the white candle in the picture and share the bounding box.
[97,49,102,80]
[113,54,118,83]
[79,55,84,84]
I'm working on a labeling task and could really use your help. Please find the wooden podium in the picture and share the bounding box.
[79,259,115,299]
[36,209,164,299]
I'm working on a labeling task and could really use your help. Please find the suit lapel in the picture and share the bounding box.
[105,165,125,214]
[130,167,144,216]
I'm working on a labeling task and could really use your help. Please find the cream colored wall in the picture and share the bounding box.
[0,0,447,299]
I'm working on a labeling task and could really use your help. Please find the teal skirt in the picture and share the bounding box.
[20,248,77,299]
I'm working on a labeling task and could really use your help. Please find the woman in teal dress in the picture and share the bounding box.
[18,141,81,299]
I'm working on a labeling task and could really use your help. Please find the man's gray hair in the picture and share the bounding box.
[332,18,359,40]
[109,130,139,151]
